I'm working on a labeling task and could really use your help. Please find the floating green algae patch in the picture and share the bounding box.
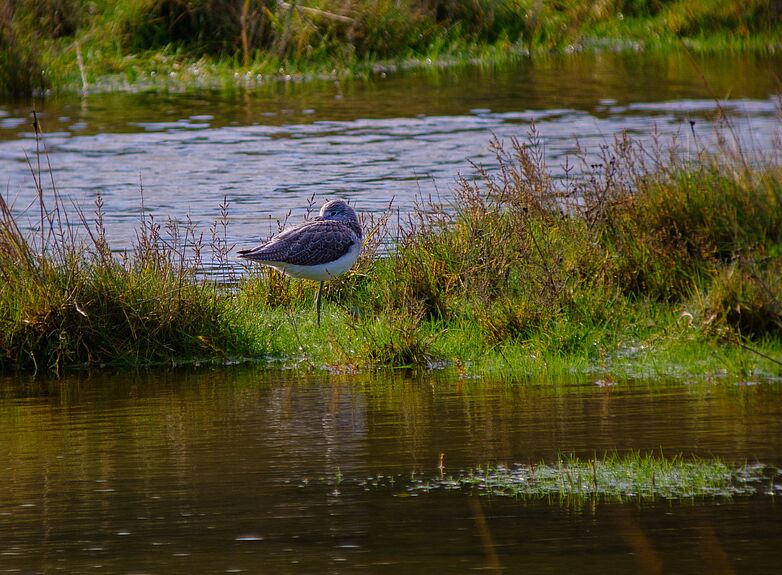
[406,453,778,501]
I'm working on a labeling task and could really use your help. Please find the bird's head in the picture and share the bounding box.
[319,199,358,223]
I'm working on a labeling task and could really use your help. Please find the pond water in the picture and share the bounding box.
[1,52,782,573]
[0,367,780,574]
[0,51,780,254]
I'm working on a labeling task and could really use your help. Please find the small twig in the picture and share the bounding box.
[75,41,89,95]
[734,340,782,367]
[240,0,251,67]
[276,0,355,23]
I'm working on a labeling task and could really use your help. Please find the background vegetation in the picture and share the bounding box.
[1,0,780,95]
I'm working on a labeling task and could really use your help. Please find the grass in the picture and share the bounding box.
[309,124,781,378]
[404,452,777,501]
[1,114,781,377]
[308,450,778,501]
[0,120,252,375]
[2,0,781,96]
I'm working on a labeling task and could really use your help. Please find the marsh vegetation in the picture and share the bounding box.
[408,452,773,500]
[1,117,780,376]
[2,0,780,95]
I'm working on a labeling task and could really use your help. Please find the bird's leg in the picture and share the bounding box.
[316,281,324,327]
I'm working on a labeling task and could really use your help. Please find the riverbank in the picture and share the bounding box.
[2,0,780,96]
[2,121,780,378]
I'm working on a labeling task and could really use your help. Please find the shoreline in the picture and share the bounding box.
[3,0,780,98]
[28,35,782,98]
[1,126,780,379]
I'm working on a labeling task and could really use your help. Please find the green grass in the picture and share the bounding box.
[315,450,779,501]
[226,124,782,378]
[1,119,781,377]
[405,452,777,501]
[2,0,781,95]
[0,136,251,375]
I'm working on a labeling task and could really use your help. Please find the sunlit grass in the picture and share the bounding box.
[2,0,780,95]
[311,451,780,501]
[0,129,251,375]
[1,115,781,377]
[406,452,777,501]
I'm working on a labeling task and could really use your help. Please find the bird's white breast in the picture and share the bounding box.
[270,239,362,281]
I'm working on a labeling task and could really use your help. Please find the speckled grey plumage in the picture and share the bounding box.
[237,199,362,268]
[238,199,362,325]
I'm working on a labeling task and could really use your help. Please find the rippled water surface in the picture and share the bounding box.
[1,52,782,573]
[1,51,780,252]
[1,368,781,574]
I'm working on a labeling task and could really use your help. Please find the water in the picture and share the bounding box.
[0,51,780,253]
[1,52,782,572]
[0,367,780,573]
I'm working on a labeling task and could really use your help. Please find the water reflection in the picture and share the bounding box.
[0,52,780,253]
[0,367,780,573]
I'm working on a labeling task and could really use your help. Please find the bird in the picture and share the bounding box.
[237,199,362,326]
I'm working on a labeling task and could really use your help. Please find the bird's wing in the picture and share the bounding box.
[238,220,357,265]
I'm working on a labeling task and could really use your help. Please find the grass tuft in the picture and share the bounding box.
[2,114,781,376]
[409,452,775,501]
[0,127,248,374]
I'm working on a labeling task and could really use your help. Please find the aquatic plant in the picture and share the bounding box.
[406,452,776,501]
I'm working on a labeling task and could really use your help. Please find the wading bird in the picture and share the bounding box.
[237,199,362,326]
